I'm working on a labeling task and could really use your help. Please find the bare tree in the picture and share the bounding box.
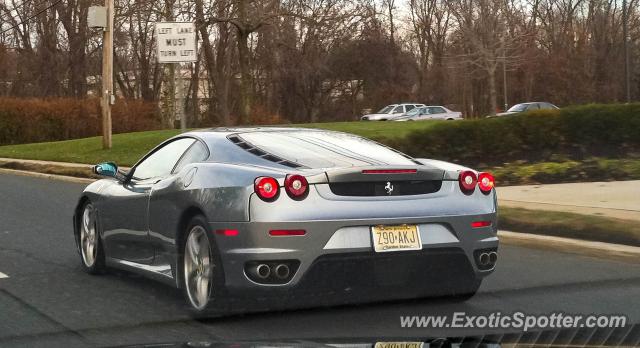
[448,1,525,113]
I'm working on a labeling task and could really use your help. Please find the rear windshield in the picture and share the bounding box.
[235,131,416,168]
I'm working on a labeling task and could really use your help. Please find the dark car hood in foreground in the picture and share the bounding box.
[108,324,640,348]
[112,337,500,348]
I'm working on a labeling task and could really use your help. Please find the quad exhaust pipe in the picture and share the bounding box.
[251,264,271,279]
[247,263,293,282]
[274,264,290,279]
[479,253,490,266]
[489,251,498,264]
[478,252,498,267]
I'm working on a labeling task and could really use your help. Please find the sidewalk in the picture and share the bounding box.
[498,181,640,221]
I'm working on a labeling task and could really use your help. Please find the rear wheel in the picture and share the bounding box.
[181,216,222,314]
[79,202,106,274]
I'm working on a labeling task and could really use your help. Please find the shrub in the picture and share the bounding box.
[489,158,640,185]
[0,97,162,145]
[390,104,640,166]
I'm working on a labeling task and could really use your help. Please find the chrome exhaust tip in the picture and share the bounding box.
[274,264,290,279]
[255,264,271,279]
[489,252,498,264]
[479,253,490,266]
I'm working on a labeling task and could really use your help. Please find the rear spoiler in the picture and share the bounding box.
[414,158,477,180]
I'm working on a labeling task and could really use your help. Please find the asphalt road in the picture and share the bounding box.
[0,173,639,347]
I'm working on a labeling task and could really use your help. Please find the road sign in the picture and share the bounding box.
[155,22,197,63]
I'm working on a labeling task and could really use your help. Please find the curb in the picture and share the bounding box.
[0,158,130,180]
[0,168,94,184]
[499,230,640,263]
[0,157,94,168]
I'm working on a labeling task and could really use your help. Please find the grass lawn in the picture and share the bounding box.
[0,121,439,166]
[0,129,182,166]
[499,207,640,246]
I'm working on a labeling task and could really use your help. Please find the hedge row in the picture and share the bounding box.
[490,158,640,185]
[0,98,162,145]
[386,103,640,166]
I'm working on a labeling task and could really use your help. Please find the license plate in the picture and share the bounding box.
[371,224,422,252]
[374,342,424,348]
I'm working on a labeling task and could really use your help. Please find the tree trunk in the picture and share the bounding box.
[237,31,251,125]
[215,21,232,126]
[487,67,498,115]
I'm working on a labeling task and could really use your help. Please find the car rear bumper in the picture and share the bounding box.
[218,248,484,313]
[209,213,499,296]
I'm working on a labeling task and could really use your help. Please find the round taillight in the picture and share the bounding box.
[284,174,308,200]
[254,176,279,201]
[459,170,477,194]
[478,172,495,194]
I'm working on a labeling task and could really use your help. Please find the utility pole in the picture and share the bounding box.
[176,63,186,131]
[163,0,176,128]
[100,0,114,149]
[623,0,631,103]
[500,37,508,112]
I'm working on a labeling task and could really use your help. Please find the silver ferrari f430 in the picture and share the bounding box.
[74,127,498,314]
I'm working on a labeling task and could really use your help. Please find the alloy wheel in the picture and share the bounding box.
[184,225,212,310]
[80,204,98,267]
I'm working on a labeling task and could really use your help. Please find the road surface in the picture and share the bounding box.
[0,173,639,347]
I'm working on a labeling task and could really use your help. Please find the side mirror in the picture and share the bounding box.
[93,162,118,178]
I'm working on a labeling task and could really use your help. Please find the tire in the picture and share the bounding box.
[78,201,106,274]
[450,278,482,302]
[180,215,223,314]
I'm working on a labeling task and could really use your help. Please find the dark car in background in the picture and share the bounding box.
[495,102,559,116]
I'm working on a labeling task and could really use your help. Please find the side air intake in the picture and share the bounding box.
[228,135,302,169]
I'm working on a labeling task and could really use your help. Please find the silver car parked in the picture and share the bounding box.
[74,128,498,315]
[394,106,463,121]
[361,103,426,121]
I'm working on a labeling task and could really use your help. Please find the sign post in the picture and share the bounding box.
[155,22,197,131]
